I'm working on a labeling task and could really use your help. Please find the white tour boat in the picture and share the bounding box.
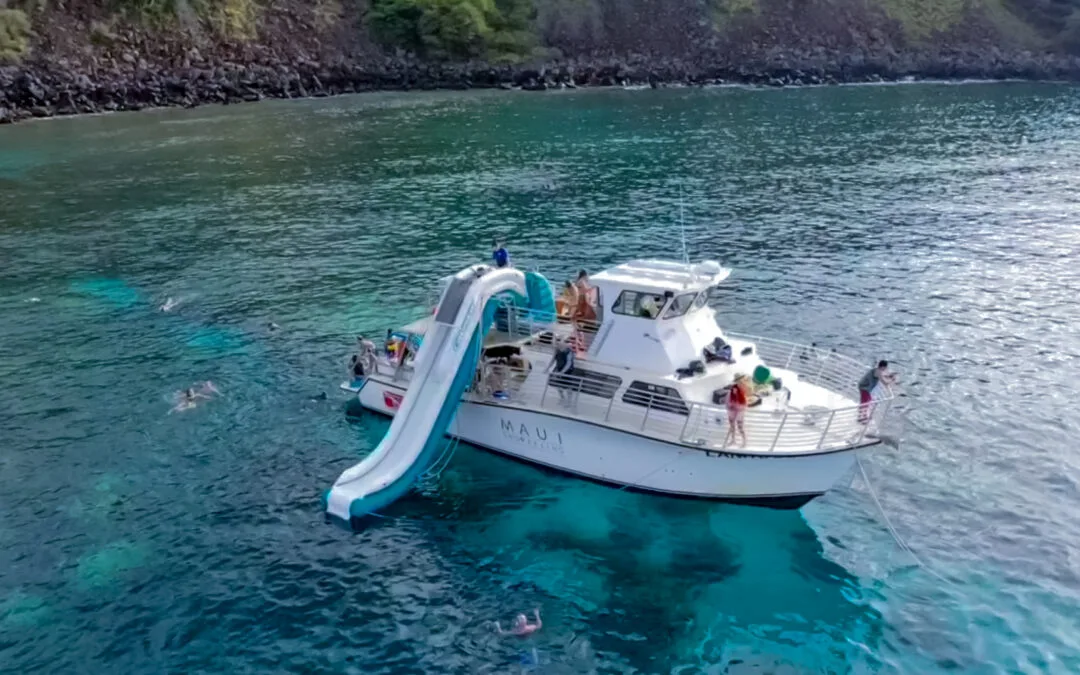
[325,260,896,523]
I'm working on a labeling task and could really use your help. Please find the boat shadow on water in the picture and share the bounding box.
[341,435,884,672]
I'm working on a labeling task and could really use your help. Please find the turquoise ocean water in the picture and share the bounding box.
[2,83,1080,673]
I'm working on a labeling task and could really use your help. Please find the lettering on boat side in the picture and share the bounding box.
[500,418,564,452]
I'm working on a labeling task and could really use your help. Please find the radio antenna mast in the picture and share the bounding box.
[679,182,689,265]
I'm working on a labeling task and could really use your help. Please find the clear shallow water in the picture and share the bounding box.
[2,83,1080,674]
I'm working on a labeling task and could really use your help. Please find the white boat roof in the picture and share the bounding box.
[591,259,731,294]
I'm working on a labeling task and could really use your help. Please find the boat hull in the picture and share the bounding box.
[354,378,871,508]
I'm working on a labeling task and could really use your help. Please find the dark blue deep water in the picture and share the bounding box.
[2,83,1080,674]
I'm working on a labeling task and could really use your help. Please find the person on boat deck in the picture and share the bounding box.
[858,360,895,423]
[724,374,750,448]
[354,334,376,370]
[400,338,416,365]
[574,269,591,297]
[547,339,576,404]
[572,270,598,326]
[349,354,366,380]
[385,330,402,360]
[556,281,578,319]
[638,294,659,318]
[357,334,376,356]
[493,238,511,268]
[496,608,542,636]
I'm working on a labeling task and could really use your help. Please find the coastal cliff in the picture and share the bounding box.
[1,0,1079,122]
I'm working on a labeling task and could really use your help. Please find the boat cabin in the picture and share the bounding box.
[587,259,731,374]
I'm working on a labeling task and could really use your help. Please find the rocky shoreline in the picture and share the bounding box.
[3,48,1080,124]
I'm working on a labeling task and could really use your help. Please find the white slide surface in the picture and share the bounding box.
[326,265,527,521]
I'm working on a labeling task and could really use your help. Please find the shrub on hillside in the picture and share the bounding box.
[369,0,534,59]
[0,9,31,63]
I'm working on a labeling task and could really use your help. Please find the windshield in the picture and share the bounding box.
[662,292,697,319]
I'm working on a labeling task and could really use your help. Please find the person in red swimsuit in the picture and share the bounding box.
[724,374,749,448]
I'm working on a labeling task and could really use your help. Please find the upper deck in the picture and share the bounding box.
[590,259,731,295]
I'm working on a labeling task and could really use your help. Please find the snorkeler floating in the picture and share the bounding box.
[495,608,542,636]
[159,297,181,312]
[169,381,220,414]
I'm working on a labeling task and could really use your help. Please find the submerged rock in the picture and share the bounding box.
[0,592,51,628]
[75,541,150,590]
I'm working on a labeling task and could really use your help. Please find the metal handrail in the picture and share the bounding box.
[463,357,894,454]
[498,304,603,338]
[726,332,875,394]
[375,301,894,452]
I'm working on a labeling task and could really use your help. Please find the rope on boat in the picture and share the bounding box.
[423,432,461,481]
[855,453,957,589]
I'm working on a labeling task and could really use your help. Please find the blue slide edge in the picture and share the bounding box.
[525,271,556,317]
[344,297,502,519]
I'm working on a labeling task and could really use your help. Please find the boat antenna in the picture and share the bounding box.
[679,182,689,266]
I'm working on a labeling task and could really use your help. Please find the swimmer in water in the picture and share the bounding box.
[169,381,219,413]
[170,388,206,414]
[159,297,180,312]
[267,322,280,332]
[496,608,542,636]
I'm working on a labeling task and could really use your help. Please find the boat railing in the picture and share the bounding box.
[495,304,602,349]
[468,358,894,454]
[726,332,873,396]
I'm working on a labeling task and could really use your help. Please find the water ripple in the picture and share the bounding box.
[1,82,1079,673]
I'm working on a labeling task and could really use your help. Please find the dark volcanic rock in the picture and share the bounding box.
[1,42,1079,124]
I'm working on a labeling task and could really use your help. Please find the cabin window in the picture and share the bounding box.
[622,381,689,415]
[692,291,709,309]
[612,290,666,319]
[547,368,622,399]
[662,292,697,319]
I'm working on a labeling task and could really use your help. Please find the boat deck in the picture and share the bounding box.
[360,330,893,455]
[465,362,876,455]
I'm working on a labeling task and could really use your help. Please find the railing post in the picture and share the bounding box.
[784,343,795,370]
[768,410,788,452]
[814,350,828,386]
[854,406,871,445]
[879,397,893,427]
[678,404,695,443]
[815,409,837,450]
[604,394,616,422]
[540,380,551,407]
[641,398,652,431]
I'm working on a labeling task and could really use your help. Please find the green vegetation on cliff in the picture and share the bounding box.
[0,9,31,63]
[5,0,1080,64]
[369,0,536,59]
[879,0,966,39]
